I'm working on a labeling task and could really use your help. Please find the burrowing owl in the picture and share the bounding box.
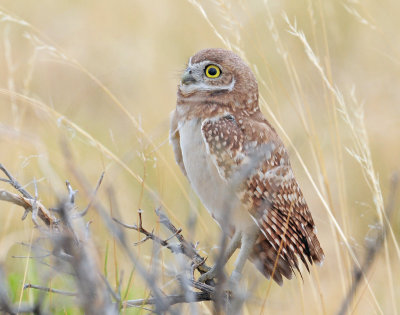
[170,48,324,284]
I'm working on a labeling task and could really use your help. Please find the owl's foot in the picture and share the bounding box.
[198,266,218,283]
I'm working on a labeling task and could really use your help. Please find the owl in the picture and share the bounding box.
[170,48,324,285]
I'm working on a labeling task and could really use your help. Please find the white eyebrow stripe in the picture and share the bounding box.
[180,78,236,95]
[188,57,193,67]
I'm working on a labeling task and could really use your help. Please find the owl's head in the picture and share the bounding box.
[178,48,258,106]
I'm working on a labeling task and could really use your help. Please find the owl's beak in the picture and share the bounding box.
[181,70,196,85]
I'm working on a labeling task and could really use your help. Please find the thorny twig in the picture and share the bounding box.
[113,209,211,275]
[62,147,180,314]
[74,172,104,217]
[122,277,232,309]
[113,209,238,310]
[0,164,32,198]
[0,164,57,226]
[0,164,116,314]
[155,208,211,274]
[60,137,240,312]
[23,284,77,297]
[0,151,342,314]
[29,187,117,314]
[123,292,212,308]
[0,162,251,313]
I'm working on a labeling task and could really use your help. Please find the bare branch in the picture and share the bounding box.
[24,284,77,297]
[74,172,104,217]
[155,208,211,274]
[0,164,32,199]
[113,216,168,247]
[114,208,211,277]
[0,189,57,226]
[0,159,248,313]
[123,292,212,308]
[337,172,400,315]
[65,181,77,204]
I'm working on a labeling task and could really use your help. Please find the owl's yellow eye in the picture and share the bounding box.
[205,65,221,78]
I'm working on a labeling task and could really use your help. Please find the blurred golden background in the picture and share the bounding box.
[0,0,399,314]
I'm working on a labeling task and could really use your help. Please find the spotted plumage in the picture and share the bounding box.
[170,48,324,285]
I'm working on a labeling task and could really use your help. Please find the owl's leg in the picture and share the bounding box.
[229,229,259,283]
[198,230,242,283]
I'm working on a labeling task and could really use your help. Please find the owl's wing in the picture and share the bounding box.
[169,110,187,177]
[248,162,325,284]
[201,114,324,284]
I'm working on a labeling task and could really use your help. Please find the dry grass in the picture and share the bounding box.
[0,0,399,314]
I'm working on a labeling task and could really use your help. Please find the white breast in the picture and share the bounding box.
[179,118,255,231]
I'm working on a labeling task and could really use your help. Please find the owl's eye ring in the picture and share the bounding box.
[205,65,221,78]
